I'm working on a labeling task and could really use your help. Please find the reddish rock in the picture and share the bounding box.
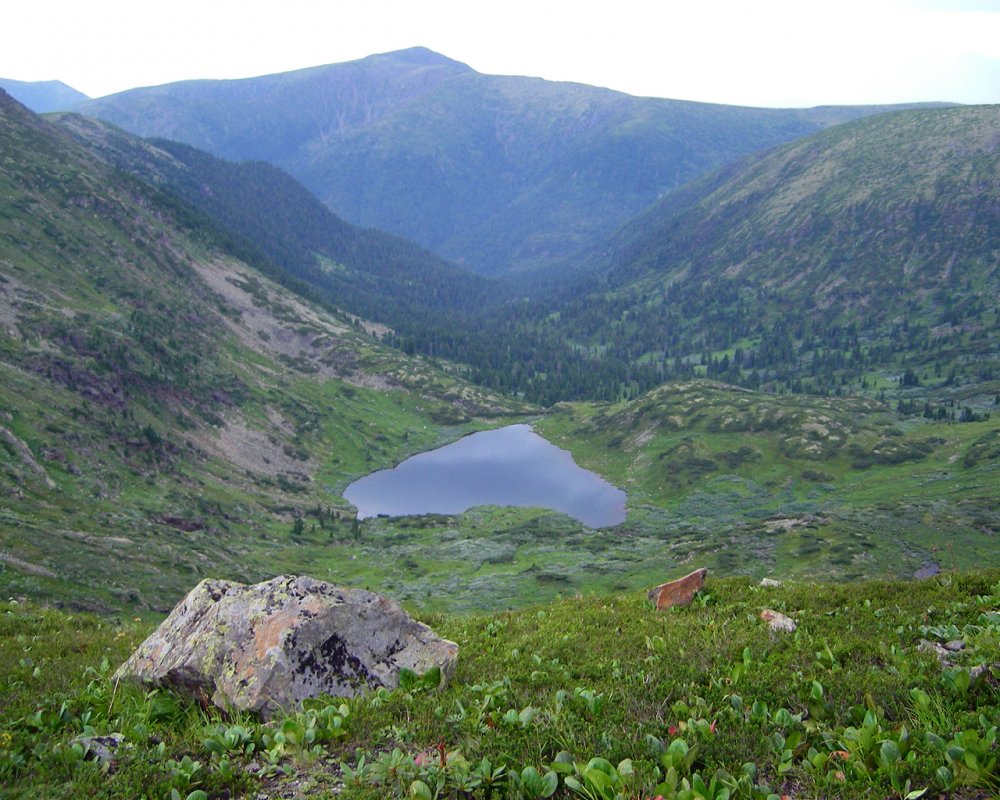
[647,568,707,610]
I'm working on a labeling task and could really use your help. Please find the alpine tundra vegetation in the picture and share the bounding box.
[0,38,998,800]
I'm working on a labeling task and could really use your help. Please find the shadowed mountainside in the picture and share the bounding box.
[50,112,506,327]
[538,105,1000,403]
[74,47,939,275]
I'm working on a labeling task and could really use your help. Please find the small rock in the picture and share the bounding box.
[42,447,66,463]
[73,733,126,763]
[913,562,940,579]
[760,609,797,632]
[944,639,966,652]
[918,639,953,665]
[647,568,707,610]
[759,577,782,588]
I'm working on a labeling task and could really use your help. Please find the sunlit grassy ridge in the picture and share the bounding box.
[2,571,998,798]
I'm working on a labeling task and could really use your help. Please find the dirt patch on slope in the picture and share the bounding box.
[189,411,314,481]
[0,551,56,578]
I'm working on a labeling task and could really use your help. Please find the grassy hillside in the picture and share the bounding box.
[46,113,670,407]
[2,82,999,800]
[544,106,1000,406]
[3,89,998,619]
[2,572,998,798]
[0,89,528,614]
[539,381,999,581]
[74,48,931,275]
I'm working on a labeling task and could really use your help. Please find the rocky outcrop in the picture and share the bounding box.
[918,638,953,665]
[648,568,707,610]
[913,562,940,579]
[115,575,458,719]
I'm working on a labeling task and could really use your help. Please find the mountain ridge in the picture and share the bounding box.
[73,48,944,275]
[49,111,505,327]
[0,77,89,112]
[44,110,671,406]
[2,86,999,624]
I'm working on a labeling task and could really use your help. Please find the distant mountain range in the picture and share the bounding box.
[0,77,88,112]
[73,47,943,275]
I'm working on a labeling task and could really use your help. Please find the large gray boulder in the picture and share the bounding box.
[115,575,458,718]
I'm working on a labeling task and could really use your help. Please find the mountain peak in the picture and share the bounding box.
[367,46,471,70]
[0,77,89,112]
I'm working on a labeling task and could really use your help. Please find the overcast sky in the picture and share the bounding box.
[4,0,1000,107]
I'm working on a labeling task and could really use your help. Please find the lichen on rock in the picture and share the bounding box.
[115,575,458,718]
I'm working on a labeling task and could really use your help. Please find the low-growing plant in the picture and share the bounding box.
[4,573,1000,799]
[202,722,255,757]
[165,754,203,792]
[940,723,998,790]
[555,755,634,800]
[398,666,444,694]
[512,764,558,799]
[654,738,700,784]
[369,747,418,796]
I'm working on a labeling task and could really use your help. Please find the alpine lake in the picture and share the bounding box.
[343,424,627,528]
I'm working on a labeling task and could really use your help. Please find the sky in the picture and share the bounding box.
[4,0,1000,107]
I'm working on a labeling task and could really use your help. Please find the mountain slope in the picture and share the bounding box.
[0,78,89,112]
[50,112,506,327]
[538,379,1000,582]
[2,90,998,619]
[0,89,526,613]
[45,114,673,406]
[75,48,933,275]
[546,105,1000,403]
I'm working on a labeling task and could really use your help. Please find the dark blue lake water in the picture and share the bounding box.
[343,424,626,528]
